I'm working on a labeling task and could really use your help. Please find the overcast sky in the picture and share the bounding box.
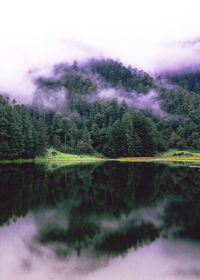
[0,0,200,100]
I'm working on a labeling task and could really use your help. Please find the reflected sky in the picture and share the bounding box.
[1,216,200,280]
[0,162,200,279]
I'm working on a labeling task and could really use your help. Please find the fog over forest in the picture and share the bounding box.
[1,0,200,159]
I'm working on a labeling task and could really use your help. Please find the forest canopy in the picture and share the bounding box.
[1,59,200,159]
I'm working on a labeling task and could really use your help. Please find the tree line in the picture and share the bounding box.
[0,94,158,159]
[2,59,200,159]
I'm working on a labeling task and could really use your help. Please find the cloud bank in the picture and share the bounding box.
[0,0,200,101]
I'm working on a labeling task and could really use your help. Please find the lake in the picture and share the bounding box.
[0,161,200,280]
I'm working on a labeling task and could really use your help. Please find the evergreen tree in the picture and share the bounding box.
[36,117,47,154]
[121,112,134,156]
[106,120,126,157]
[62,117,73,150]
[51,112,63,148]
[19,105,36,158]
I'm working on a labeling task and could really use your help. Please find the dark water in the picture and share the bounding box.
[0,161,200,280]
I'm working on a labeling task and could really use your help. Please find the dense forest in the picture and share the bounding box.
[166,70,200,94]
[1,59,200,159]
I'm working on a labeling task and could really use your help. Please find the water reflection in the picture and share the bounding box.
[0,162,200,279]
[163,200,200,240]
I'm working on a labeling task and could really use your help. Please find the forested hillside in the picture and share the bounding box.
[166,70,200,94]
[1,59,200,159]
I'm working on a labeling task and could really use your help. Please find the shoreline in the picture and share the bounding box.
[1,156,200,164]
[1,148,200,164]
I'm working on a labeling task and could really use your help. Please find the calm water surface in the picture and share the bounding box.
[0,161,200,280]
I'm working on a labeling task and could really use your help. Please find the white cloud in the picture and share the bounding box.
[0,0,200,99]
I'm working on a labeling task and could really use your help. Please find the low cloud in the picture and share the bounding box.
[96,88,165,116]
[0,0,200,102]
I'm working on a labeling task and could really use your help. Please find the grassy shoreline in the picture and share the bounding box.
[0,148,108,165]
[119,156,200,162]
[119,149,200,163]
[1,148,200,165]
[36,148,107,162]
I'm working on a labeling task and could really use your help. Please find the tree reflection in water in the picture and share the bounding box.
[0,161,200,258]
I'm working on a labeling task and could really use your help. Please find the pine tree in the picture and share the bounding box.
[36,117,47,154]
[107,120,126,157]
[121,112,134,156]
[0,96,11,158]
[51,112,63,148]
[19,105,36,158]
[62,117,72,149]
[9,105,24,158]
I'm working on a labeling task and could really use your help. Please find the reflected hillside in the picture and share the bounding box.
[0,162,160,225]
[1,162,200,258]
